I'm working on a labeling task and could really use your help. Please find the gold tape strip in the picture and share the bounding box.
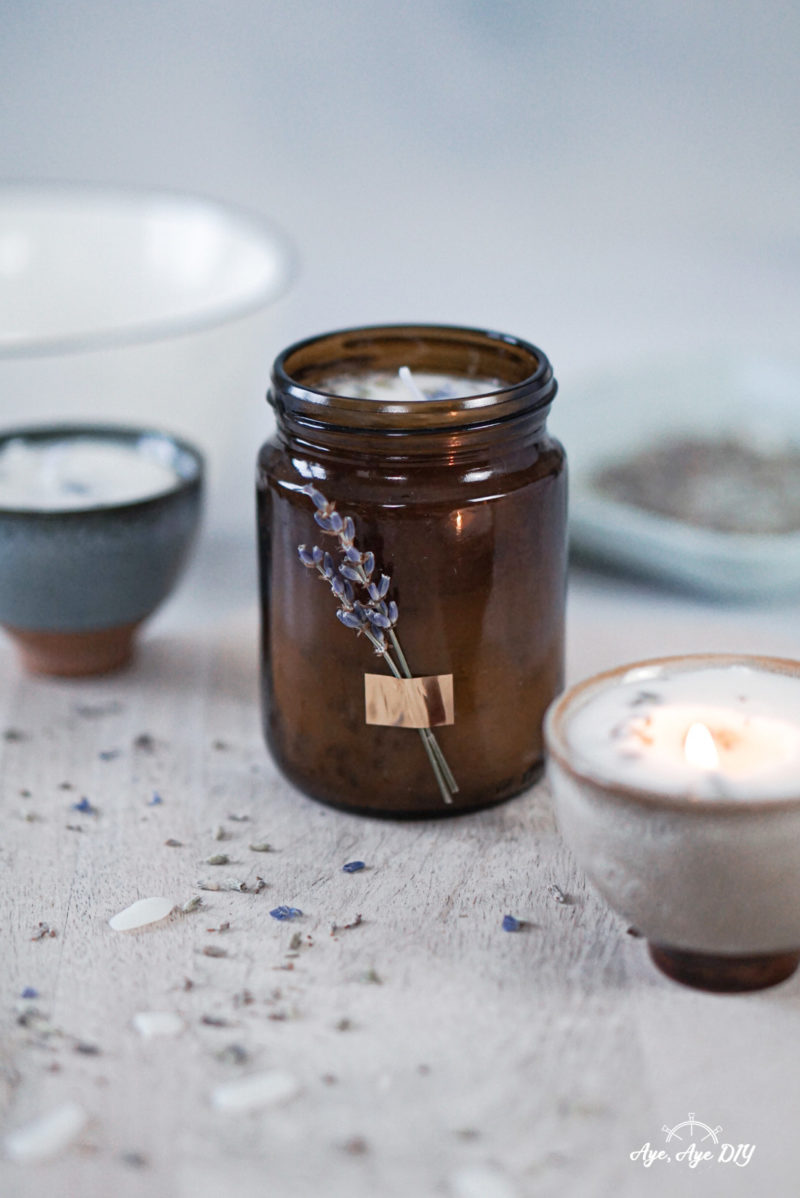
[364,673,454,729]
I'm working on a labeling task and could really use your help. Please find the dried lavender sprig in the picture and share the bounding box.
[297,484,458,801]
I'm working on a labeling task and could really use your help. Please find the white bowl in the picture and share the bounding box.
[0,183,294,531]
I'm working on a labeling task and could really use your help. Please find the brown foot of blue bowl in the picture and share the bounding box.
[4,621,141,677]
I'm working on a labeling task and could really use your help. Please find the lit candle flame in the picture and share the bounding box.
[683,722,720,770]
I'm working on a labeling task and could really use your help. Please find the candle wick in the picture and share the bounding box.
[398,365,428,403]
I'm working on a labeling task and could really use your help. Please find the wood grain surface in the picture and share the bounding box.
[2,543,800,1198]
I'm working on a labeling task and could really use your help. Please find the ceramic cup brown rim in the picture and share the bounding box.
[544,652,800,815]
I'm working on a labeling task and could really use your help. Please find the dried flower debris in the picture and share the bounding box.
[342,861,365,873]
[71,797,97,815]
[205,854,230,866]
[31,923,57,941]
[269,906,303,922]
[148,792,163,806]
[249,841,273,853]
[501,915,522,932]
[202,945,228,958]
[548,884,569,904]
[181,897,203,914]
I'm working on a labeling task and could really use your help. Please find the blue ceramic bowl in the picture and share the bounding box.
[0,423,203,674]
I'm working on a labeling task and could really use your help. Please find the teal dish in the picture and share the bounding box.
[0,424,203,675]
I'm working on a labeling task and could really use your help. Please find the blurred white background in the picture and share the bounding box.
[2,0,799,538]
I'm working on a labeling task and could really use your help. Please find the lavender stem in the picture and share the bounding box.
[388,629,459,794]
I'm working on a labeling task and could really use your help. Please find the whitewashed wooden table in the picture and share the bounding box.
[2,537,800,1198]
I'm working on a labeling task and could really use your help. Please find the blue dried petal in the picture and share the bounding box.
[377,574,391,598]
[269,905,303,921]
[329,511,343,533]
[387,601,399,625]
[21,986,39,999]
[312,546,324,565]
[342,516,355,542]
[149,792,163,806]
[331,575,346,598]
[323,553,335,578]
[362,551,375,578]
[502,914,521,932]
[314,512,335,531]
[297,545,316,568]
[369,611,391,629]
[342,861,365,873]
[340,564,362,582]
[367,582,381,602]
[337,609,364,630]
[344,546,362,563]
[72,797,96,814]
[303,485,329,511]
[343,580,355,604]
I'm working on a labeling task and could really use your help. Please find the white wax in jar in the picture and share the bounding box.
[565,663,800,800]
[0,437,181,510]
[316,370,504,401]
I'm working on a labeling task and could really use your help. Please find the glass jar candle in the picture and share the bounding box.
[256,324,567,817]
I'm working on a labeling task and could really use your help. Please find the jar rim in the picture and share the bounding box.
[269,323,557,431]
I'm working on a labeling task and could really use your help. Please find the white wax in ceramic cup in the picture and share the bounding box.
[564,661,800,800]
[0,436,180,510]
[318,369,503,401]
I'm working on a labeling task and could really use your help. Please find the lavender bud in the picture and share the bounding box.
[343,580,355,604]
[369,611,391,629]
[329,510,343,533]
[344,546,362,563]
[303,484,330,511]
[342,516,355,542]
[297,545,316,568]
[331,575,346,598]
[337,609,365,631]
[314,512,335,531]
[362,551,375,578]
[387,600,399,625]
[323,553,335,578]
[377,574,391,598]
[340,564,362,582]
[312,546,324,565]
[367,582,381,602]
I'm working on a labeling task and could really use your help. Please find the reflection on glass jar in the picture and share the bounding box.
[257,324,567,817]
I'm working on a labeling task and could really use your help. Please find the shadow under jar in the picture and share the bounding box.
[257,324,567,817]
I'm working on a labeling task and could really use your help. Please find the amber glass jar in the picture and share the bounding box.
[257,324,566,817]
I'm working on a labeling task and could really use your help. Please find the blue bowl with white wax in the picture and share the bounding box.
[0,423,203,675]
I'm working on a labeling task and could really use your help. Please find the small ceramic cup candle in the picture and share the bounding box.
[0,424,203,675]
[545,654,800,992]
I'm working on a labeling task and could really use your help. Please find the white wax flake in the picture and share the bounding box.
[109,896,175,931]
[449,1166,519,1198]
[210,1070,301,1113]
[132,1011,185,1039]
[4,1101,88,1163]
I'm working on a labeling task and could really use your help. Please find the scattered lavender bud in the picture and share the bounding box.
[149,792,163,806]
[214,825,230,841]
[181,897,203,913]
[249,841,273,853]
[202,945,228,958]
[269,906,303,922]
[164,839,183,848]
[548,884,568,904]
[342,861,365,873]
[502,914,521,932]
[98,749,121,761]
[21,987,39,999]
[71,797,96,815]
[289,932,303,950]
[205,854,230,866]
